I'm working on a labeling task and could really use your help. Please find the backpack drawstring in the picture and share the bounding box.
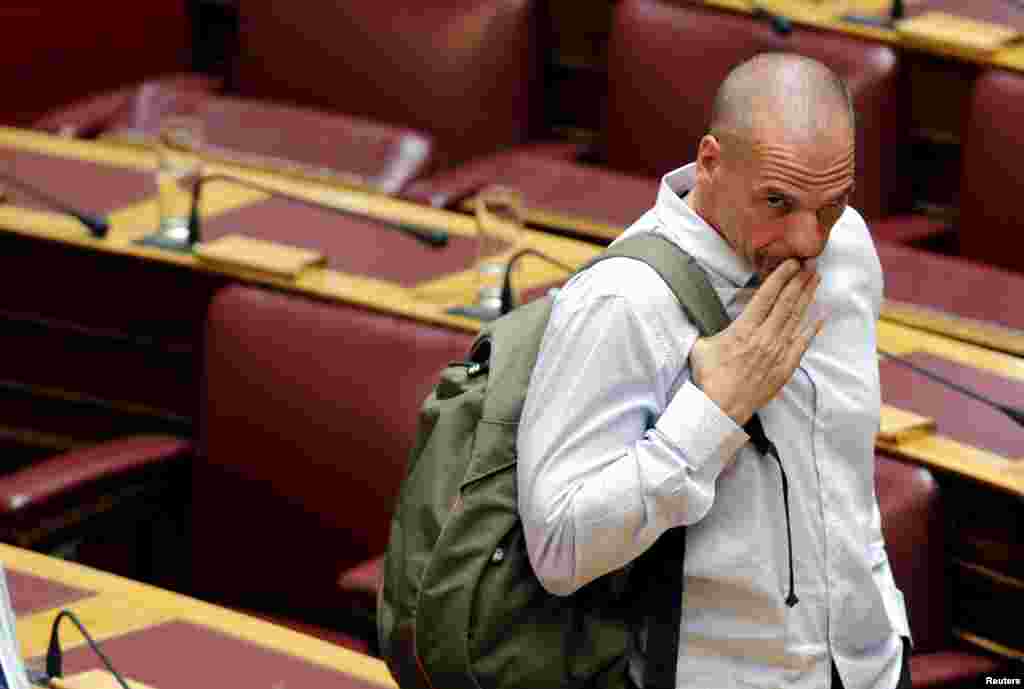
[745,415,800,608]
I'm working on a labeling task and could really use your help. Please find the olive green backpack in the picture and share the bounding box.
[378,233,733,689]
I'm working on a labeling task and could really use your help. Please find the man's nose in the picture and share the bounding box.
[790,211,828,259]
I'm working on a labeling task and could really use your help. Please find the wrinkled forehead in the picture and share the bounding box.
[717,125,855,192]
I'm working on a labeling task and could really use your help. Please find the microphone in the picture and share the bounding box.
[0,169,109,238]
[878,348,1024,428]
[46,609,131,689]
[138,172,449,252]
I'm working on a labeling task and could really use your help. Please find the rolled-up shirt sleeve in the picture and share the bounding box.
[517,261,749,596]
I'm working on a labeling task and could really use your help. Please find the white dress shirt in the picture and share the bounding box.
[517,164,911,689]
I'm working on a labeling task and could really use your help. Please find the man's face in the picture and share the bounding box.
[700,123,855,279]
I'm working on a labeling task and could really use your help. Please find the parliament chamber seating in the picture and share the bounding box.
[0,283,474,651]
[956,68,1024,275]
[36,83,435,195]
[191,285,473,649]
[33,0,550,194]
[407,0,908,236]
[871,67,1024,269]
[874,455,1008,688]
[0,274,1010,677]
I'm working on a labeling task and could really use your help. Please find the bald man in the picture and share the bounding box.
[518,54,911,689]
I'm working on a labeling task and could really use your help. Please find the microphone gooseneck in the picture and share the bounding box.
[878,348,1024,428]
[47,609,131,689]
[187,173,449,249]
[0,169,109,238]
[498,247,575,315]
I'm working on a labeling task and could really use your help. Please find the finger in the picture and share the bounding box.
[779,271,821,339]
[763,265,816,335]
[737,259,802,326]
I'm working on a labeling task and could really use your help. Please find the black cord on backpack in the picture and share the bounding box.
[45,609,131,689]
[499,248,576,315]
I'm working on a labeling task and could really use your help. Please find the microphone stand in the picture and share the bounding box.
[0,169,109,239]
[136,172,449,253]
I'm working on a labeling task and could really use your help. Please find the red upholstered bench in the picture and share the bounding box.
[875,455,1010,688]
[193,285,474,649]
[35,79,434,196]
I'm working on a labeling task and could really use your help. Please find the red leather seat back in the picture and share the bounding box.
[113,90,434,194]
[604,0,905,220]
[875,455,950,654]
[196,286,473,610]
[233,1,545,169]
[960,69,1024,274]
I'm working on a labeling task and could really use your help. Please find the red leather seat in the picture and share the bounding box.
[408,0,906,237]
[875,454,1009,688]
[232,0,545,171]
[193,285,474,648]
[957,69,1024,274]
[878,67,1024,264]
[34,78,435,196]
[34,1,547,193]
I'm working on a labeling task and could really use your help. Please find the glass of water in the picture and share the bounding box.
[154,116,203,240]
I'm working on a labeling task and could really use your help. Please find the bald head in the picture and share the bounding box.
[709,53,854,147]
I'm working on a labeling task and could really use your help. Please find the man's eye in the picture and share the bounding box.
[766,196,789,210]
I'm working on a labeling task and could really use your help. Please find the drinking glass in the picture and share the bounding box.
[154,116,203,240]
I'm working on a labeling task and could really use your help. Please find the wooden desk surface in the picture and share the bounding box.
[0,126,595,336]
[1,543,396,688]
[701,0,1024,72]
[1,126,1021,499]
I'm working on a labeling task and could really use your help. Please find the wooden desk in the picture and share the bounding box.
[1,542,395,689]
[0,126,591,334]
[700,0,1024,71]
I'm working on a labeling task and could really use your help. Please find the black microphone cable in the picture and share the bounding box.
[0,170,109,239]
[878,348,1024,427]
[43,609,130,689]
[498,247,575,315]
[185,173,449,250]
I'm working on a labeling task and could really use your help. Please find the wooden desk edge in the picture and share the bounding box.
[3,545,396,688]
[700,0,1024,71]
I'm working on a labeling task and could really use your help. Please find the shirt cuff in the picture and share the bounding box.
[655,381,749,475]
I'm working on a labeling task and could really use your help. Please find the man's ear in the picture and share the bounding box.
[695,134,723,184]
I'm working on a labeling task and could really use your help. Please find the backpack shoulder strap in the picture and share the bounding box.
[583,232,729,337]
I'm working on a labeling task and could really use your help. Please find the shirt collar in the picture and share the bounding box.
[654,164,756,289]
